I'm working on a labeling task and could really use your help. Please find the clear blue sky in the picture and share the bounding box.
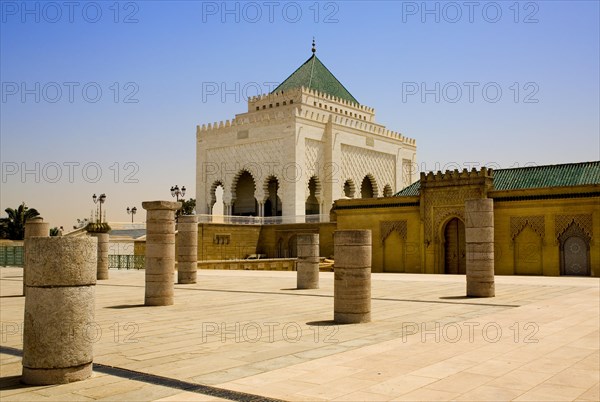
[1,0,599,228]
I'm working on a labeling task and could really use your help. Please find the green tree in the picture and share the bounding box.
[0,202,41,240]
[49,227,60,236]
[179,198,196,217]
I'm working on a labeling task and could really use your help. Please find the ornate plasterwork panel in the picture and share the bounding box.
[402,159,413,188]
[423,187,481,243]
[340,144,396,195]
[555,214,593,240]
[205,138,286,195]
[305,139,324,181]
[510,216,545,240]
[380,220,407,244]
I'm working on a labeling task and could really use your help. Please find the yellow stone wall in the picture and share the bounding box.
[334,185,599,277]
[195,222,335,261]
[132,183,599,277]
[491,186,599,277]
[257,223,336,259]
[199,258,296,271]
[133,240,145,256]
[198,224,262,260]
[334,198,421,273]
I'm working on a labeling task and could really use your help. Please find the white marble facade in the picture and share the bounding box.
[196,86,416,217]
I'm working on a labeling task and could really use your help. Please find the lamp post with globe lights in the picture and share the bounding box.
[170,185,186,202]
[126,206,137,223]
[92,193,107,223]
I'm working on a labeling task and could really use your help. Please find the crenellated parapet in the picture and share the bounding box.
[248,86,375,119]
[196,107,298,138]
[421,167,494,182]
[248,87,303,111]
[328,114,416,146]
[274,87,415,146]
[197,87,416,147]
[420,167,494,192]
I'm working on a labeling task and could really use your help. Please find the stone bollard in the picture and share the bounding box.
[333,230,372,324]
[89,233,109,280]
[22,237,97,385]
[177,215,198,284]
[23,217,50,296]
[465,198,495,297]
[142,201,181,306]
[297,233,319,289]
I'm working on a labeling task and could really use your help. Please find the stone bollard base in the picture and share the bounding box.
[178,270,196,284]
[334,311,371,324]
[145,295,174,306]
[297,260,319,289]
[467,281,495,297]
[22,363,92,385]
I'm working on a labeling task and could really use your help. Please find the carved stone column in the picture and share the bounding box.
[89,233,109,280]
[334,230,372,323]
[297,233,319,289]
[143,200,181,306]
[23,217,49,296]
[22,237,96,384]
[177,215,198,284]
[465,198,495,297]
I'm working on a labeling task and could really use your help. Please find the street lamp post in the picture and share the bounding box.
[126,206,137,223]
[92,193,107,223]
[170,185,186,219]
[170,185,186,202]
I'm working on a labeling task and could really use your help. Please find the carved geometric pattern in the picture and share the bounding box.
[433,207,465,242]
[402,159,413,188]
[510,216,545,240]
[558,221,591,243]
[305,139,324,179]
[380,220,407,244]
[422,187,481,243]
[555,214,593,240]
[341,144,395,198]
[205,138,286,201]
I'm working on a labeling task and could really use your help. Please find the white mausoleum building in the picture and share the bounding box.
[196,44,417,218]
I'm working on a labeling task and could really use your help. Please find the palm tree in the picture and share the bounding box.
[0,202,41,240]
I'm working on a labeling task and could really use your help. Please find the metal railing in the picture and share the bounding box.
[196,214,330,225]
[108,254,145,270]
[0,245,24,267]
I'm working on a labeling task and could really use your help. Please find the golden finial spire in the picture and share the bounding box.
[312,37,316,54]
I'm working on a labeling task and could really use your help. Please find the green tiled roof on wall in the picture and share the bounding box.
[395,161,600,196]
[272,53,359,105]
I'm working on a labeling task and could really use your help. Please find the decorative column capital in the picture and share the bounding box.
[142,201,182,211]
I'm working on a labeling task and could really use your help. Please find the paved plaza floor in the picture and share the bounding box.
[1,267,598,401]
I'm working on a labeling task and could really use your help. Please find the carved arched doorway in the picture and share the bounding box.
[232,170,257,216]
[443,218,466,274]
[560,223,591,276]
[264,176,282,217]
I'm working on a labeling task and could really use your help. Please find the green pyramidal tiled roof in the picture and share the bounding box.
[272,54,359,104]
[395,161,600,197]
